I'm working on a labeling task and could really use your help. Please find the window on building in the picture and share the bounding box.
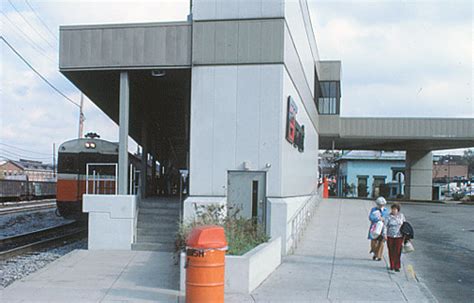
[357,176,368,197]
[392,168,405,181]
[392,187,398,196]
[316,81,340,115]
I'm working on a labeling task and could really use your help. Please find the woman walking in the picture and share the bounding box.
[385,203,406,272]
[368,197,389,261]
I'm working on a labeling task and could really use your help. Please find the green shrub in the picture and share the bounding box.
[452,191,465,201]
[176,204,269,256]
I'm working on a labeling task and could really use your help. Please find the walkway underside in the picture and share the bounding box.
[319,117,474,151]
[320,136,474,151]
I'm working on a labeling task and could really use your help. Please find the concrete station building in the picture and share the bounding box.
[59,0,474,253]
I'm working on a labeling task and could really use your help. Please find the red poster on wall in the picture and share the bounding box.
[286,96,298,144]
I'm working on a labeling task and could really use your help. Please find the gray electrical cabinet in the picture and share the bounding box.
[227,171,267,228]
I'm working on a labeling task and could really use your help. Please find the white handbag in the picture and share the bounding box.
[370,221,384,239]
[402,240,415,253]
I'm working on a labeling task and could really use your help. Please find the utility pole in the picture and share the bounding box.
[78,93,85,138]
[52,143,56,179]
[447,155,452,196]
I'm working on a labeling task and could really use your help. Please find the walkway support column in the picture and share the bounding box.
[405,150,433,200]
[151,153,157,195]
[141,119,148,198]
[118,72,129,194]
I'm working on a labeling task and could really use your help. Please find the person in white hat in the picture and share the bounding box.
[368,196,389,261]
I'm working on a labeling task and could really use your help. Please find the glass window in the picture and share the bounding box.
[317,81,339,115]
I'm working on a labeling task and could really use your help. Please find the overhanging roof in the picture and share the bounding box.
[60,21,191,71]
[319,116,474,151]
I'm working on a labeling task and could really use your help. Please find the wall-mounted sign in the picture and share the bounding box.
[286,96,305,152]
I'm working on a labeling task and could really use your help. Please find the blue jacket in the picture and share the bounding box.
[368,206,389,240]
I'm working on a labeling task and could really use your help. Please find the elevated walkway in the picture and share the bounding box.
[319,116,474,151]
[132,196,180,252]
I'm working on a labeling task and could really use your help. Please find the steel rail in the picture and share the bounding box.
[0,222,86,261]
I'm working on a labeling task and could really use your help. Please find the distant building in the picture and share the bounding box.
[336,151,406,199]
[0,159,55,182]
[319,151,339,178]
[432,155,469,182]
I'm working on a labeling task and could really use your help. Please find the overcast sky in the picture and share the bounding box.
[1,0,472,162]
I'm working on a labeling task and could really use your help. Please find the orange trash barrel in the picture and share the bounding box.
[185,225,227,303]
[323,177,329,198]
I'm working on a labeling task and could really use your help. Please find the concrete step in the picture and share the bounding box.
[137,228,178,237]
[132,242,175,252]
[139,201,181,209]
[136,234,176,243]
[136,220,179,230]
[138,207,180,215]
[137,214,179,224]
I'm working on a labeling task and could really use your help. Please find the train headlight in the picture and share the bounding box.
[85,142,96,149]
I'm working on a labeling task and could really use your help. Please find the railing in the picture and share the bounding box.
[288,185,323,254]
[129,164,141,196]
[86,163,142,196]
[179,171,188,222]
[85,163,118,195]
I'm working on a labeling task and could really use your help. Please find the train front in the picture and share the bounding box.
[56,138,119,219]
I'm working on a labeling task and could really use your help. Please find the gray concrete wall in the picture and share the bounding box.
[283,23,318,131]
[319,61,341,81]
[60,22,191,70]
[405,150,433,200]
[318,115,340,136]
[340,118,474,139]
[192,19,285,65]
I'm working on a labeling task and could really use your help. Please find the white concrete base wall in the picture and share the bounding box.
[268,194,319,255]
[180,237,281,294]
[183,194,318,256]
[182,196,227,222]
[83,194,137,250]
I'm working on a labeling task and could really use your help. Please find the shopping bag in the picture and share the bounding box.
[402,240,415,253]
[370,221,384,239]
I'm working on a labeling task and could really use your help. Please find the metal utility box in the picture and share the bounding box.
[227,171,267,227]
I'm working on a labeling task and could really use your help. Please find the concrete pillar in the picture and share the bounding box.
[118,72,129,194]
[151,153,157,195]
[405,150,433,200]
[140,121,148,198]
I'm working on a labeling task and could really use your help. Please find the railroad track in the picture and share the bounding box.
[0,221,87,261]
[0,199,56,215]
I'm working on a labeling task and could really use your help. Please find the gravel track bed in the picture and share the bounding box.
[0,208,73,239]
[0,239,87,288]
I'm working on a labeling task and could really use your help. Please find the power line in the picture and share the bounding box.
[7,0,56,50]
[1,11,56,63]
[1,36,80,108]
[0,149,52,160]
[24,0,58,42]
[0,142,51,155]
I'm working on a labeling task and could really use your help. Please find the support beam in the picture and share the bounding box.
[141,120,148,198]
[405,150,433,200]
[151,154,157,196]
[118,72,129,194]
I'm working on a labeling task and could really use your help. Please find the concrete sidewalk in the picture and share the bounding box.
[227,198,437,302]
[1,199,436,302]
[0,250,181,302]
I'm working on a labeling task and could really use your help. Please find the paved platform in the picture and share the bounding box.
[0,250,181,302]
[1,199,436,302]
[227,199,437,302]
